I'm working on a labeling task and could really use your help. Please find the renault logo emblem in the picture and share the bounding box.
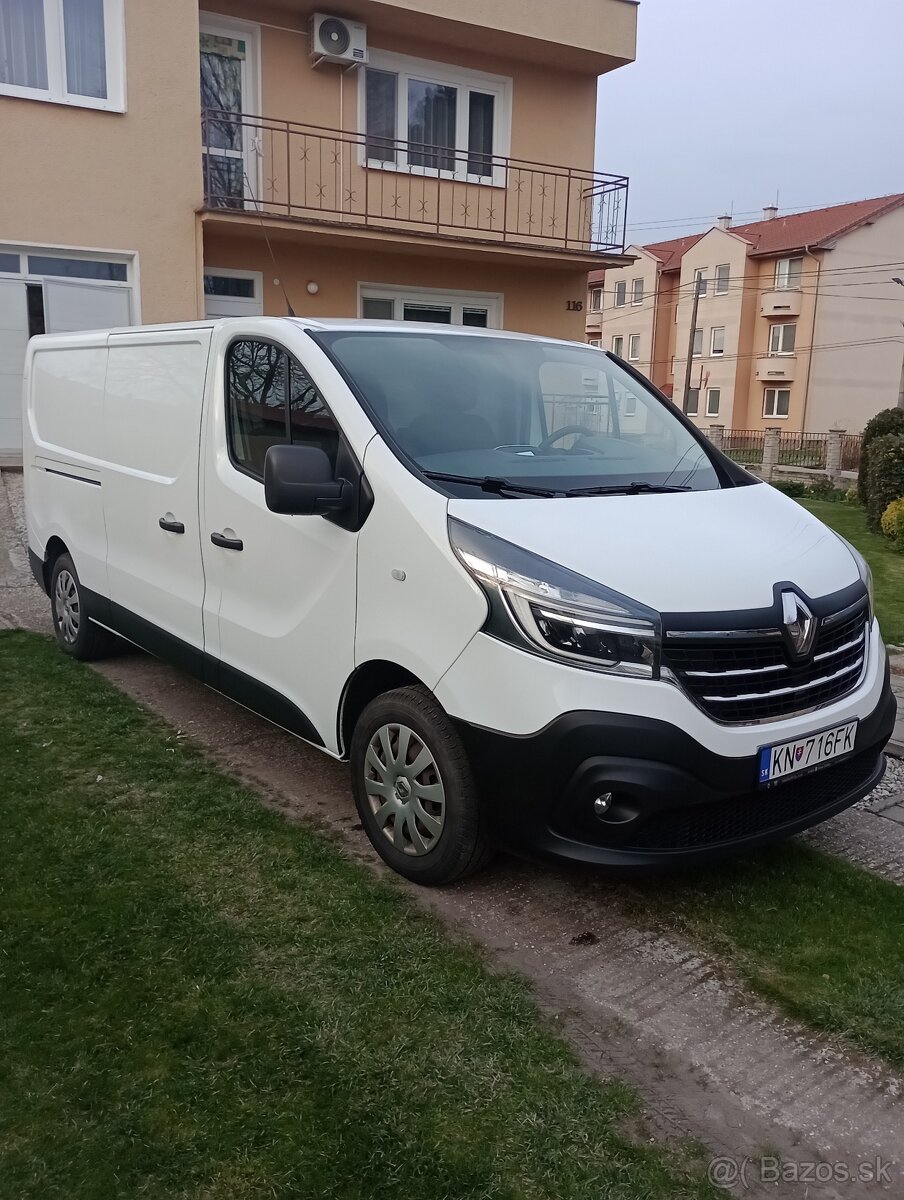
[781,590,816,659]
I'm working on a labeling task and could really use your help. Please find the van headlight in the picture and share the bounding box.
[449,518,661,678]
[837,535,874,619]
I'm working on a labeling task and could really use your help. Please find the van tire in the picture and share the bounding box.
[49,553,118,661]
[350,686,493,886]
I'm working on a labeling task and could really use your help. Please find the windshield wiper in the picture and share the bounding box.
[564,481,692,497]
[423,471,561,498]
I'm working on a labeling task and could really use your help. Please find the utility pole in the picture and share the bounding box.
[682,276,704,413]
[893,279,904,408]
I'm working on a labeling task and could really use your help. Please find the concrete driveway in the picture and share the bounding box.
[3,465,904,1198]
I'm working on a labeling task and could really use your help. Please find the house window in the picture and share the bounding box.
[359,283,502,328]
[706,388,721,416]
[684,388,700,416]
[769,323,796,355]
[362,51,511,182]
[612,335,625,357]
[715,264,730,294]
[0,0,124,110]
[589,287,603,313]
[710,326,725,356]
[775,257,804,290]
[763,387,791,418]
[692,327,703,357]
[693,267,708,297]
[614,281,627,308]
[631,278,644,305]
[587,338,601,349]
[628,334,640,360]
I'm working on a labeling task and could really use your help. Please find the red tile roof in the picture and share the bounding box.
[643,194,904,269]
[643,232,705,271]
[728,194,904,256]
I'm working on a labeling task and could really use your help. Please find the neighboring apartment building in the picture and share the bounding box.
[0,0,638,455]
[586,195,904,433]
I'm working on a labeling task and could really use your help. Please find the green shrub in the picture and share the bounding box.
[865,433,904,531]
[858,408,904,506]
[771,478,846,502]
[881,497,904,539]
[842,487,860,505]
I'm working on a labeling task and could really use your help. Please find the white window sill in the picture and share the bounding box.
[0,83,125,113]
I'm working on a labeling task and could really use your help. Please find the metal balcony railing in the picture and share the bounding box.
[201,110,629,256]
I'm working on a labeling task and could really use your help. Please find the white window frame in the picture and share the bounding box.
[614,280,627,308]
[693,267,708,297]
[587,338,601,349]
[611,335,624,357]
[692,327,703,357]
[706,387,721,417]
[203,266,264,316]
[774,257,804,290]
[0,0,126,111]
[763,387,791,419]
[631,277,644,305]
[769,323,796,355]
[628,333,640,361]
[710,326,725,357]
[200,14,263,206]
[359,50,512,187]
[357,282,503,328]
[684,388,700,417]
[589,287,603,313]
[715,263,730,294]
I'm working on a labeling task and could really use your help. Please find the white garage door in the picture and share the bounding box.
[43,280,133,334]
[0,280,29,455]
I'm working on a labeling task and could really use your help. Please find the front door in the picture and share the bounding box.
[200,332,358,752]
[200,19,261,208]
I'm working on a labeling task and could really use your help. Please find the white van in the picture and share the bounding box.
[24,318,896,884]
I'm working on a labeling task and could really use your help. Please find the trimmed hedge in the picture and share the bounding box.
[858,407,904,506]
[865,432,904,531]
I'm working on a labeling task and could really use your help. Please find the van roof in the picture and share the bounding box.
[28,316,584,349]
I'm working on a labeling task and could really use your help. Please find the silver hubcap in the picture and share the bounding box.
[364,723,445,856]
[53,569,80,644]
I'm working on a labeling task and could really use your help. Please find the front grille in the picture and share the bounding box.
[626,749,880,851]
[662,599,868,724]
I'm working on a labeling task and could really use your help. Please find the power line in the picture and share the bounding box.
[633,335,904,373]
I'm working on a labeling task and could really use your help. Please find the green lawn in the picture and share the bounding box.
[0,632,715,1200]
[799,499,904,645]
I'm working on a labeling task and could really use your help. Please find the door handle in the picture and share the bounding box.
[159,516,185,534]
[210,532,244,551]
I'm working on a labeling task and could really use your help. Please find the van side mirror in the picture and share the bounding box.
[264,444,353,516]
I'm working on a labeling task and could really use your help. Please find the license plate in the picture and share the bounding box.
[758,720,858,785]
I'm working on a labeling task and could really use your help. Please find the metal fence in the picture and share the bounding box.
[201,109,629,255]
[722,430,863,472]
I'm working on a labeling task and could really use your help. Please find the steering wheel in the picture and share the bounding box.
[535,425,595,454]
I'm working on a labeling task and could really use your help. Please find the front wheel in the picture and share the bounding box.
[350,686,493,885]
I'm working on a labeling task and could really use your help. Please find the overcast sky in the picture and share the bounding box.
[596,0,904,245]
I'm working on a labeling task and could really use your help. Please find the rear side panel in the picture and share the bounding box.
[24,337,110,597]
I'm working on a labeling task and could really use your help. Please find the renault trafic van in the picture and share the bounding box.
[24,319,896,884]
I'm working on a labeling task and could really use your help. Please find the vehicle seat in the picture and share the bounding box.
[399,392,496,456]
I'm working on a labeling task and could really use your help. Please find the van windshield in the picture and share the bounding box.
[312,331,721,497]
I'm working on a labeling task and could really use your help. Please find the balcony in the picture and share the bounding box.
[756,354,797,383]
[760,289,803,318]
[201,111,629,263]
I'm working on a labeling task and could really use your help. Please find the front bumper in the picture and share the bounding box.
[455,662,897,869]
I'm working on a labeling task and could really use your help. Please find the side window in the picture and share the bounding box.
[288,358,341,470]
[227,340,341,477]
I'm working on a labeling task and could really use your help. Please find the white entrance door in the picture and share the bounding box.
[200,18,261,208]
[0,279,29,454]
[43,280,132,333]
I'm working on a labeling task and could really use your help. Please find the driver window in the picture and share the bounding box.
[227,340,340,478]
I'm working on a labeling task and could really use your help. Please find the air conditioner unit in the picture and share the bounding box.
[311,13,368,66]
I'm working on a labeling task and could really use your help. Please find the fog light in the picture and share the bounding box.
[593,792,614,818]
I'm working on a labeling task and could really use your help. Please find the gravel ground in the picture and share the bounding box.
[859,754,904,810]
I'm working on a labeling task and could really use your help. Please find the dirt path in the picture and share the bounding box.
[3,468,904,1197]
